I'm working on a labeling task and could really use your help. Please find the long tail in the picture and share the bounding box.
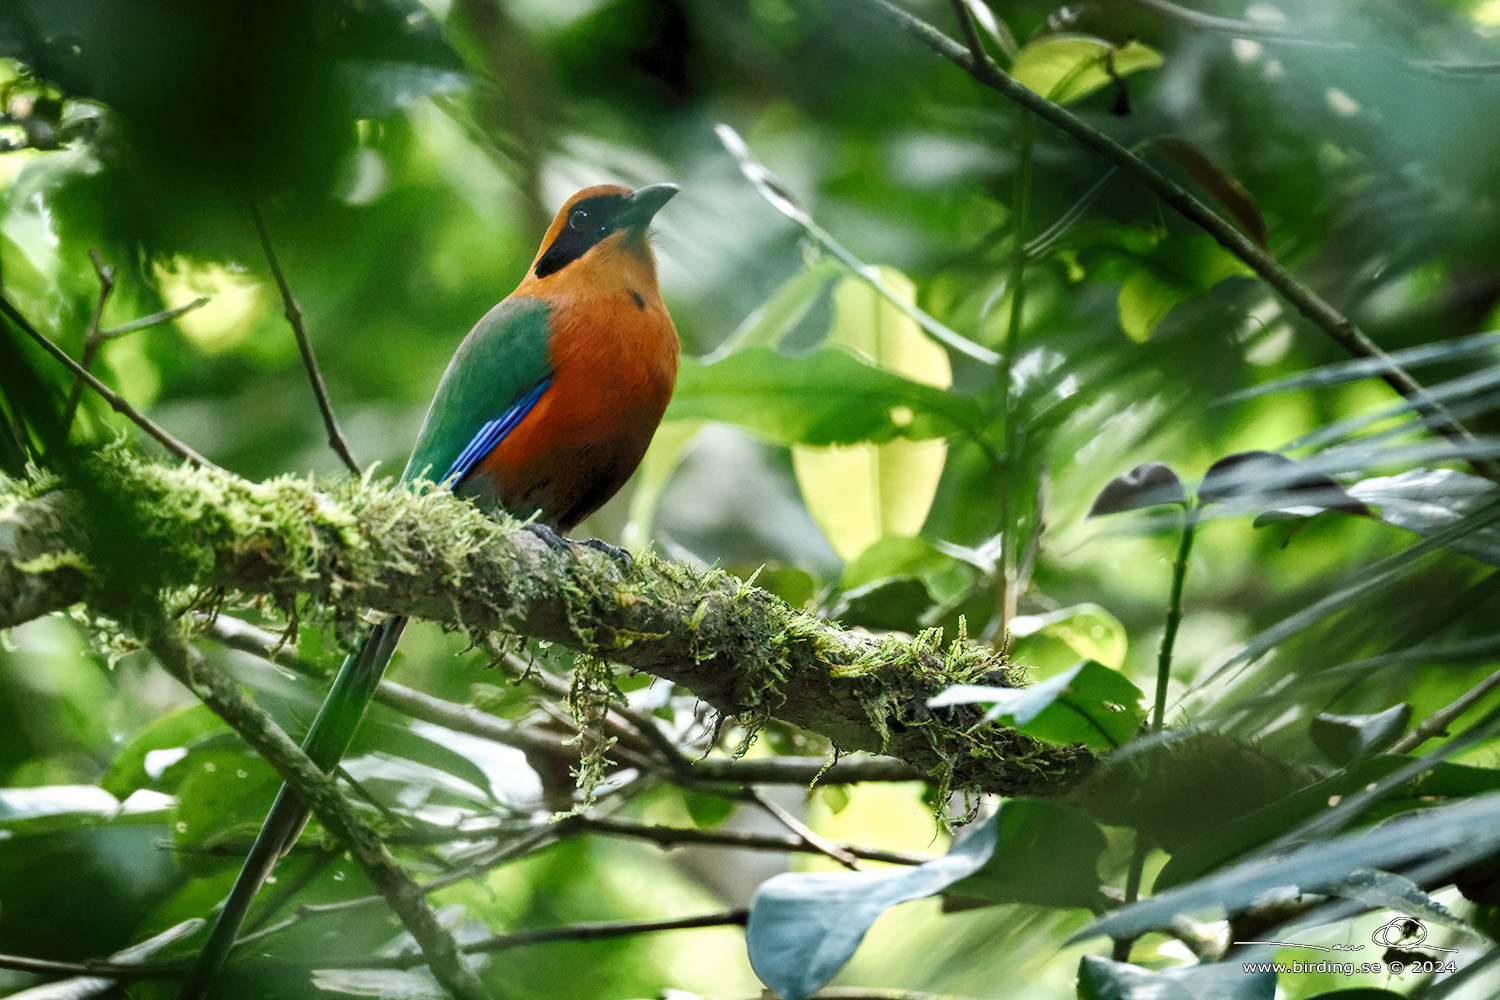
[177,615,409,1000]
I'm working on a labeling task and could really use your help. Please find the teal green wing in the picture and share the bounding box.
[401,295,553,486]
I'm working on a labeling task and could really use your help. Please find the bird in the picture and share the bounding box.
[177,182,680,999]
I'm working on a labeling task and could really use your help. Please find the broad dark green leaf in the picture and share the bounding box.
[1200,451,1369,516]
[1089,461,1186,516]
[746,815,998,1000]
[944,799,1107,910]
[101,702,225,798]
[1077,953,1276,1000]
[928,661,1145,750]
[1076,793,1500,943]
[667,347,984,446]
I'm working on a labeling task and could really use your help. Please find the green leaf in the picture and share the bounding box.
[349,716,497,802]
[1077,953,1275,1000]
[1011,35,1163,105]
[1310,706,1411,764]
[667,346,982,446]
[172,750,281,854]
[101,703,225,799]
[1089,462,1187,516]
[0,785,120,837]
[929,661,1145,750]
[1076,793,1500,944]
[683,789,735,829]
[792,268,953,559]
[746,815,998,1000]
[841,535,978,605]
[945,799,1107,910]
[711,257,842,356]
[832,576,936,632]
[1117,234,1252,341]
[1350,468,1500,566]
[1009,603,1128,669]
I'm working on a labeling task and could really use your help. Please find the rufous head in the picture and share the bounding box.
[528,183,678,281]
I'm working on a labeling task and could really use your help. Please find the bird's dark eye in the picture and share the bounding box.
[569,208,589,230]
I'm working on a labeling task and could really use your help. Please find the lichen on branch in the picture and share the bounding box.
[0,448,1093,796]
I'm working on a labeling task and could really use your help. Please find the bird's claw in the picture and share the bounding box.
[579,537,632,565]
[524,521,571,551]
[522,523,631,565]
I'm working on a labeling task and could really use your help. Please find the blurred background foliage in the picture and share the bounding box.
[4,0,1500,997]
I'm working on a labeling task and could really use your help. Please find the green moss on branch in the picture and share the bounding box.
[1,450,1093,796]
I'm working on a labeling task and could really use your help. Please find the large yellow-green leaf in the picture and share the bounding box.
[1011,34,1163,105]
[792,269,951,561]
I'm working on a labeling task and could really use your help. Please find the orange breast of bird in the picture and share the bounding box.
[467,227,679,532]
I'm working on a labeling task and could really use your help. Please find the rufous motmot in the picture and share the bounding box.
[178,182,680,998]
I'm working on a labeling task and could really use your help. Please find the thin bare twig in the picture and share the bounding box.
[311,909,751,969]
[63,249,115,424]
[100,297,211,339]
[846,0,1500,483]
[248,197,361,476]
[743,788,864,870]
[580,815,931,866]
[1388,664,1500,754]
[64,251,210,424]
[0,294,221,470]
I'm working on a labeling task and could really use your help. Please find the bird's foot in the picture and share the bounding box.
[524,521,571,552]
[579,537,632,565]
[522,523,631,565]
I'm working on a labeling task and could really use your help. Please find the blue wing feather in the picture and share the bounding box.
[440,377,551,486]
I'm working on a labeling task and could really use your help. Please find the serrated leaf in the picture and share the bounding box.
[1310,706,1411,764]
[929,661,1145,750]
[1089,462,1186,516]
[1010,603,1128,669]
[746,815,998,1000]
[1011,35,1163,105]
[792,268,952,560]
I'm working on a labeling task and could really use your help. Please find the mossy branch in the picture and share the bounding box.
[142,624,491,1000]
[0,451,1092,796]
